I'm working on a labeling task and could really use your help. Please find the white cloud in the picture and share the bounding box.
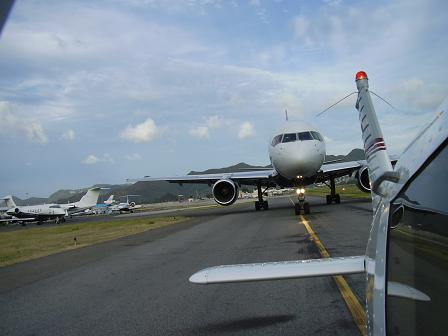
[81,153,114,165]
[81,154,100,165]
[126,153,142,160]
[238,122,255,139]
[62,129,75,140]
[0,101,48,144]
[189,126,209,139]
[120,118,161,143]
[205,115,225,128]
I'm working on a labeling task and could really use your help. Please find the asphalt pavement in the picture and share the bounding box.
[0,195,372,335]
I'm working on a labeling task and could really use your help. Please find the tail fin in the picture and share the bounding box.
[355,71,399,199]
[75,188,102,208]
[2,195,16,209]
[104,195,114,205]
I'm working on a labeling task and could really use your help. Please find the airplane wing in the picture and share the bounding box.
[0,217,36,222]
[128,169,278,186]
[317,160,365,181]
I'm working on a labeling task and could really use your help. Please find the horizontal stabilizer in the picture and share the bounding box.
[189,256,365,284]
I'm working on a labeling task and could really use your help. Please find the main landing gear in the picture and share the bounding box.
[254,183,269,211]
[294,188,310,215]
[326,177,341,205]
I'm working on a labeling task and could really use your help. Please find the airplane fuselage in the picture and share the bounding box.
[268,121,326,185]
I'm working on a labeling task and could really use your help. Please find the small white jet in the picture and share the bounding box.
[189,71,448,335]
[110,195,141,214]
[130,113,372,215]
[1,196,66,224]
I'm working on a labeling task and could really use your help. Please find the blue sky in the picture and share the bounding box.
[0,0,447,198]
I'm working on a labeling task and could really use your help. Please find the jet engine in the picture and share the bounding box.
[130,202,136,207]
[212,179,239,206]
[355,166,371,193]
[14,207,20,214]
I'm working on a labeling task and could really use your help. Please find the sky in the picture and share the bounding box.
[0,0,447,198]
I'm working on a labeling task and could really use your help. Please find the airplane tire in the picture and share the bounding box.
[255,201,261,211]
[326,195,332,205]
[303,202,310,214]
[263,201,269,210]
[335,194,341,204]
[294,203,301,215]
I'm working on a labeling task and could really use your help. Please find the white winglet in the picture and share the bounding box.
[189,256,365,284]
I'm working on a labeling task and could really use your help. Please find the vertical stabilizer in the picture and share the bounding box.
[2,195,16,209]
[75,188,102,208]
[355,71,399,199]
[104,195,114,205]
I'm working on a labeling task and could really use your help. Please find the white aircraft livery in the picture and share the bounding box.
[1,196,66,224]
[131,108,372,215]
[188,71,448,335]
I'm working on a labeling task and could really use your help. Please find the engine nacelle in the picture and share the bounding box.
[355,166,371,193]
[212,179,239,206]
[129,202,136,207]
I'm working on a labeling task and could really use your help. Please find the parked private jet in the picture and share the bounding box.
[1,187,103,224]
[130,113,373,215]
[110,195,141,213]
[189,71,448,335]
[1,196,66,224]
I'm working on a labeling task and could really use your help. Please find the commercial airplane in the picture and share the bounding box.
[1,196,66,224]
[130,114,373,216]
[110,195,141,213]
[188,71,448,335]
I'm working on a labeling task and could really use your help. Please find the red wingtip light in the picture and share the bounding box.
[356,71,368,81]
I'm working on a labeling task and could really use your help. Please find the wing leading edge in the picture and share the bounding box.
[127,169,277,186]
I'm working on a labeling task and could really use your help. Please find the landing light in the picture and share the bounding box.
[356,71,368,81]
[296,188,305,195]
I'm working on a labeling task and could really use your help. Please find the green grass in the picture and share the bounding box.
[0,216,186,267]
[307,183,371,199]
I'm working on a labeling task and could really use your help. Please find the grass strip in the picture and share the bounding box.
[0,216,186,267]
[307,184,371,199]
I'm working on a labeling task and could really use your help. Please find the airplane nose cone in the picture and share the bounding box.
[273,144,323,179]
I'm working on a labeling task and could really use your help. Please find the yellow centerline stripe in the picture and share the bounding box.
[300,214,367,336]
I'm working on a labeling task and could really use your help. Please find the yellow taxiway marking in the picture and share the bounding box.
[300,214,367,336]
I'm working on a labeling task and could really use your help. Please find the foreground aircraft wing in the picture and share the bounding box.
[128,169,277,186]
[190,256,365,284]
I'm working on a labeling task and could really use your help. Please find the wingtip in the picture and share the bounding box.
[189,269,209,284]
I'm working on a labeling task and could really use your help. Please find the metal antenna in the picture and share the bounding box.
[370,91,398,111]
[285,109,288,121]
[316,92,357,117]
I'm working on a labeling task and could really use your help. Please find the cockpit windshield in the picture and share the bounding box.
[282,133,297,143]
[298,132,313,141]
[272,131,324,146]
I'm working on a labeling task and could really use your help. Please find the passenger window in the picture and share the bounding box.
[282,133,297,143]
[298,132,313,141]
[387,144,448,336]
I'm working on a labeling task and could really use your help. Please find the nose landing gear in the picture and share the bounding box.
[294,188,310,215]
